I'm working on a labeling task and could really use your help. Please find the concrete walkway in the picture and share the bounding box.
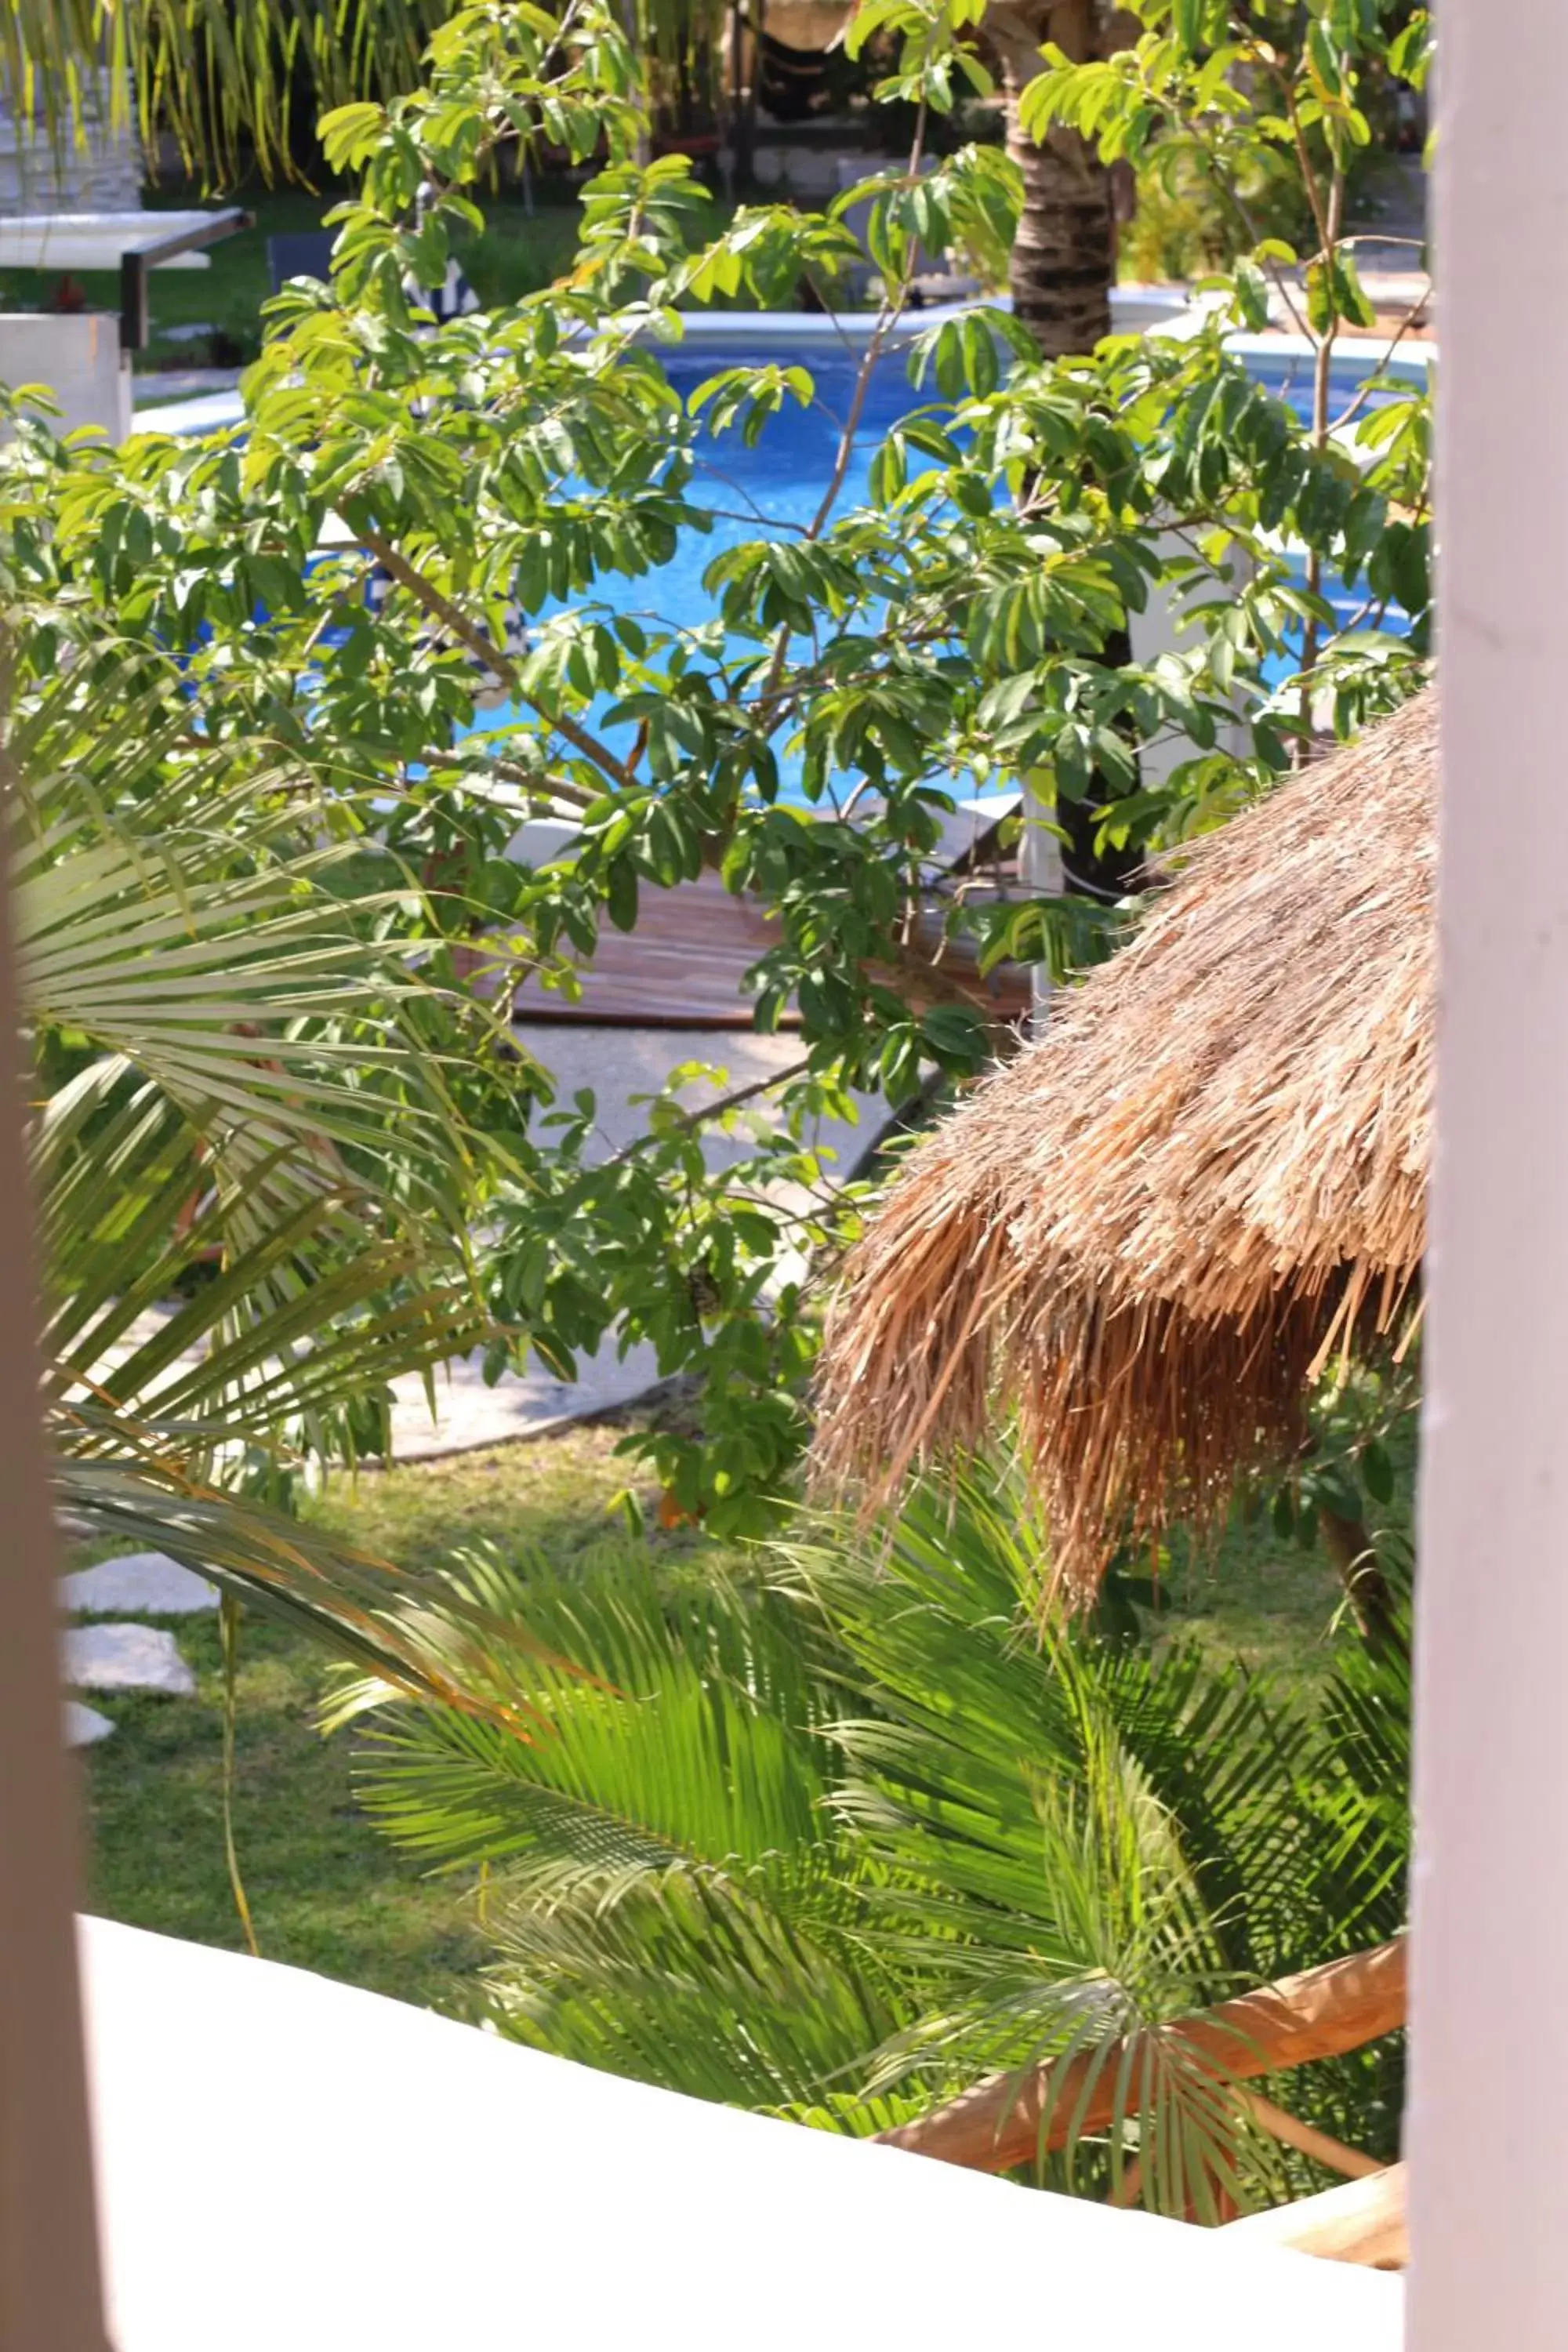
[391,1022,883,1457]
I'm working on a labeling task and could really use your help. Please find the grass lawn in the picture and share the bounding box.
[82,1606,488,2012]
[79,1415,1371,2014]
[1155,1520,1348,1677]
[79,1422,650,2012]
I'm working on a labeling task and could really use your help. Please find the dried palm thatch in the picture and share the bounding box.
[815,684,1437,1596]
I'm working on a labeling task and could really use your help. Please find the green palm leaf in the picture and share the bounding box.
[356,1548,909,2109]
[779,1461,1405,2207]
[351,1454,1406,2209]
[354,1550,839,1896]
[3,637,506,1650]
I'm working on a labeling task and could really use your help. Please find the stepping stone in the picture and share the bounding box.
[60,1552,217,1617]
[65,1700,115,1748]
[63,1622,195,1697]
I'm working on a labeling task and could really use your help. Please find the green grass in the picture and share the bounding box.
[1152,1516,1348,1677]
[78,1415,1385,2014]
[82,1605,488,2009]
[304,1421,659,1575]
[78,1421,652,2010]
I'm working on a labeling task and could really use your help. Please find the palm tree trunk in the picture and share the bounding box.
[1004,74,1114,358]
[989,2,1135,907]
[990,0,1115,361]
[1319,1506,1406,1659]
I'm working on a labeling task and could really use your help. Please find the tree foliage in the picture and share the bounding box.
[1,0,1432,1535]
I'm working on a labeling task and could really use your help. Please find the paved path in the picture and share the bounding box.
[61,1553,218,1615]
[68,1014,891,1471]
[392,1022,884,1456]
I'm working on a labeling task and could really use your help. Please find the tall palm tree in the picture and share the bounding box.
[983,1,1145,904]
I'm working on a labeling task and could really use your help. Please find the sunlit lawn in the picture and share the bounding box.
[80,1423,651,2012]
[81,1416,1368,2009]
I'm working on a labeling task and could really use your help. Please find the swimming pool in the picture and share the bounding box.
[458,321,1428,771]
[138,308,1429,782]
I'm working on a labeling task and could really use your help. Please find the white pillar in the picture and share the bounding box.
[1018,775,1062,1029]
[1406,5,1568,2345]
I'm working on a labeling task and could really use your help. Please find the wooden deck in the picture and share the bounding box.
[512,871,788,1028]
[509,869,1032,1029]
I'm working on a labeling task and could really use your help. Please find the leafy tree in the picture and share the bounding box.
[1,0,1430,1541]
[349,1454,1410,2214]
[1023,0,1434,706]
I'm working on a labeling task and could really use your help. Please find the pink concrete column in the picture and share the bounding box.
[0,810,107,2336]
[1407,3,1568,2343]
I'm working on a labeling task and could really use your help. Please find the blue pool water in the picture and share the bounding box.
[464,335,1418,782]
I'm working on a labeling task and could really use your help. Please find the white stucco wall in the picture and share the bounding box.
[1407,4,1568,2347]
[0,311,131,442]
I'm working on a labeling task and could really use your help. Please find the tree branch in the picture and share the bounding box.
[757,102,929,713]
[414,746,601,816]
[606,1054,816,1166]
[358,528,638,795]
[876,1936,1406,2174]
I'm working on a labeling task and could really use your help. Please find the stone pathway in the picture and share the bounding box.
[65,1701,116,1748]
[60,1552,217,1615]
[64,1623,198,1697]
[60,1551,218,1747]
[389,1334,665,1457]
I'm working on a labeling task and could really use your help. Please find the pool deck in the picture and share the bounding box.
[509,866,1030,1029]
[514,869,794,1027]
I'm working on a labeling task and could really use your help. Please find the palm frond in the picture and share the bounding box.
[13,673,480,1236]
[1,635,506,1658]
[487,1864,902,2114]
[355,1550,840,1900]
[774,1457,1406,2208]
[5,0,449,184]
[54,1458,551,1723]
[356,1548,909,2109]
[352,1455,1408,2207]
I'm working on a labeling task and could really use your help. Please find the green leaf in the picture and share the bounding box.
[1361,1441,1395,1506]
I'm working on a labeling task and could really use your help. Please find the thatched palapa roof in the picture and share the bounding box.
[816,685,1437,1595]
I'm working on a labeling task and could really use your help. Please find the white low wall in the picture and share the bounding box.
[81,1914,1403,2352]
[0,312,131,442]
